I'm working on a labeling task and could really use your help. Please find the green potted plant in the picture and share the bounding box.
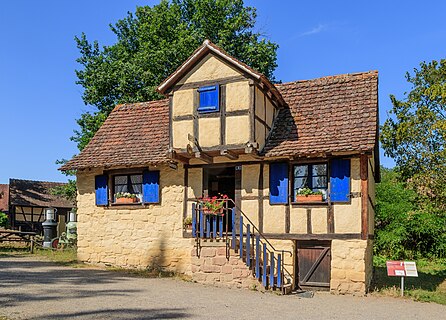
[199,194,228,214]
[295,187,323,203]
[115,192,138,204]
[183,216,193,231]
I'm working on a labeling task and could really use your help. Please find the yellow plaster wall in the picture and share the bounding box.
[172,89,194,117]
[198,117,220,147]
[241,164,259,197]
[226,81,250,112]
[187,168,202,199]
[226,115,250,145]
[289,207,307,234]
[311,207,328,234]
[265,98,275,127]
[334,158,361,234]
[241,200,259,227]
[255,87,265,119]
[172,120,193,149]
[76,166,191,273]
[368,155,376,235]
[262,200,286,233]
[178,54,240,85]
[255,119,266,151]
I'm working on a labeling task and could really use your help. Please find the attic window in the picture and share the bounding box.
[197,85,219,113]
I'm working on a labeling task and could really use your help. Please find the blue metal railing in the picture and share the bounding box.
[191,199,293,293]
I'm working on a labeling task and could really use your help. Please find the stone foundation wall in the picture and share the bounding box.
[330,239,372,295]
[76,166,191,273]
[191,240,260,290]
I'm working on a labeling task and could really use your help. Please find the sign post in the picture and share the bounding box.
[386,261,418,297]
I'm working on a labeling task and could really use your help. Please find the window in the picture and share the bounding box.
[95,170,160,206]
[197,85,219,113]
[113,174,143,203]
[293,163,328,201]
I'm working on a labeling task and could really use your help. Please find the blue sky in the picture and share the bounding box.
[1,0,445,184]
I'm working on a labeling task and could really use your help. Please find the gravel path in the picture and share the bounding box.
[0,255,444,320]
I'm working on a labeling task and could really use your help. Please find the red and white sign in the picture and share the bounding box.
[386,261,418,277]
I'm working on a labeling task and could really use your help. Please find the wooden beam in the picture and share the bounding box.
[167,149,190,164]
[258,163,264,233]
[220,149,239,160]
[360,154,369,240]
[195,151,213,164]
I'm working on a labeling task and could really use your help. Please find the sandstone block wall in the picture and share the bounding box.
[191,240,260,290]
[330,239,372,295]
[76,166,191,273]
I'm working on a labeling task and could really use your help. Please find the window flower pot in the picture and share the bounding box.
[296,194,323,203]
[202,207,224,215]
[115,197,137,204]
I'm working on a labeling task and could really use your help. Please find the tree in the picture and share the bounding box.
[73,0,278,150]
[374,167,446,259]
[381,59,446,210]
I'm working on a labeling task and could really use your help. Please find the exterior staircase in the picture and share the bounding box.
[191,200,294,294]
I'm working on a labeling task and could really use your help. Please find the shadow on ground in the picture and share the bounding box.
[27,308,190,320]
[0,257,140,306]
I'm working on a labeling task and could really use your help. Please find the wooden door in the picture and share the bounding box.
[296,241,331,290]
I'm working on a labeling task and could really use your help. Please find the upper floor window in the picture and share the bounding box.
[293,163,328,201]
[197,85,219,113]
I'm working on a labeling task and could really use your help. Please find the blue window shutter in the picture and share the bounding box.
[95,175,108,206]
[269,162,289,204]
[143,170,160,203]
[198,85,219,113]
[330,159,351,202]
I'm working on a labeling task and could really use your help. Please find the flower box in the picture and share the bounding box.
[295,194,323,203]
[115,197,138,204]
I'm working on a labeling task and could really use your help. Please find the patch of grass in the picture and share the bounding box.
[32,247,84,267]
[106,265,178,278]
[0,244,30,257]
[371,255,446,305]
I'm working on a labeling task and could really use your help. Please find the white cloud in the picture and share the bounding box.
[300,24,327,37]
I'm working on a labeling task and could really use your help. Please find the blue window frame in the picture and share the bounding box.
[197,85,219,113]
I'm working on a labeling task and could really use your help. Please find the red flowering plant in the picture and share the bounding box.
[199,194,228,214]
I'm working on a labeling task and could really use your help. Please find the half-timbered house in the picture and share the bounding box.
[8,179,74,234]
[61,40,379,295]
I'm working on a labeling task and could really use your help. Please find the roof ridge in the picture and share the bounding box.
[9,178,68,185]
[278,70,378,86]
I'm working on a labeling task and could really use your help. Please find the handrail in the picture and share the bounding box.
[227,199,293,257]
[194,198,294,286]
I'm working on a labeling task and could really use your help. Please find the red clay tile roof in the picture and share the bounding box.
[60,72,378,171]
[0,184,9,212]
[60,100,169,171]
[262,71,379,157]
[9,179,74,208]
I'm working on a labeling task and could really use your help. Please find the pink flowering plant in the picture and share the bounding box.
[199,194,228,214]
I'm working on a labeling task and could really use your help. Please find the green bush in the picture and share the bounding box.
[0,211,8,228]
[374,167,446,259]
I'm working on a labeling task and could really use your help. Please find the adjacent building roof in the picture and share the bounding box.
[9,179,74,208]
[262,71,379,157]
[60,100,169,171]
[0,184,9,212]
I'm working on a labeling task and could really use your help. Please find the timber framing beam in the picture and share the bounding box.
[220,149,238,160]
[195,151,213,164]
[360,154,369,240]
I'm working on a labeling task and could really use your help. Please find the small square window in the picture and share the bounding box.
[293,163,328,201]
[198,85,219,113]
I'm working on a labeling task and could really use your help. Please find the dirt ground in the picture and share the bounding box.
[0,255,444,320]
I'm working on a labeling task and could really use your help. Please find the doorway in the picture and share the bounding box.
[296,241,331,290]
[204,166,235,232]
